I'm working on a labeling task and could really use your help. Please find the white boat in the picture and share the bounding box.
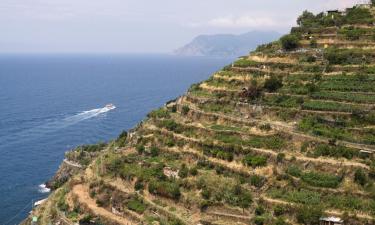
[104,104,116,110]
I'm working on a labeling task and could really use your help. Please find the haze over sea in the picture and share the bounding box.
[0,54,232,224]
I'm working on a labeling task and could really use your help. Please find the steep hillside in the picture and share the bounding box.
[23,3,375,225]
[174,31,280,57]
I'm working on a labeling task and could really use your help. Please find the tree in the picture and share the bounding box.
[280,34,300,51]
[240,79,263,100]
[238,192,252,213]
[354,168,368,186]
[297,10,316,27]
[296,205,323,225]
[264,76,283,92]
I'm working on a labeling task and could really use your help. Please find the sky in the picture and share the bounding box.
[0,0,361,53]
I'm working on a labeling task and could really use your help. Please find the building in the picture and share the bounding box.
[320,217,344,225]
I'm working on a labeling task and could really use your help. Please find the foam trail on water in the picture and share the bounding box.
[0,106,115,148]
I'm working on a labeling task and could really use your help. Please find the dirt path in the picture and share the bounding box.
[72,184,135,225]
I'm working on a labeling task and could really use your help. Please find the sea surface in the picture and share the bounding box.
[0,54,233,224]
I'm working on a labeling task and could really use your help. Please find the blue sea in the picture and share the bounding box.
[0,54,233,224]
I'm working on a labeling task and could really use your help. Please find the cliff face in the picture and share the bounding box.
[26,3,375,225]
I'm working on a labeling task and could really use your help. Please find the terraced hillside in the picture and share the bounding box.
[23,3,375,225]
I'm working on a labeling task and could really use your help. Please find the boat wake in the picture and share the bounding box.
[63,105,115,126]
[0,105,116,147]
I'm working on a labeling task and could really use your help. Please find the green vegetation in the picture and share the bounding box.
[264,76,283,92]
[126,197,147,214]
[280,34,300,51]
[243,154,268,168]
[233,59,259,67]
[148,108,170,119]
[148,180,181,200]
[287,166,342,188]
[296,205,324,225]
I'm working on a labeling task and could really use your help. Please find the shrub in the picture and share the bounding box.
[243,155,267,168]
[296,205,323,225]
[274,218,290,225]
[264,76,283,92]
[150,146,160,157]
[259,123,271,131]
[354,168,368,186]
[274,205,285,216]
[148,180,181,200]
[313,144,358,159]
[276,153,285,163]
[238,191,253,211]
[297,10,316,27]
[345,7,373,24]
[254,216,265,225]
[148,108,170,118]
[286,165,302,177]
[134,179,144,191]
[310,39,318,48]
[178,164,189,178]
[301,171,341,188]
[189,167,198,176]
[255,206,265,215]
[181,105,190,115]
[136,145,145,154]
[280,34,300,51]
[126,198,147,214]
[116,131,128,147]
[240,80,263,100]
[250,175,266,188]
[201,189,211,200]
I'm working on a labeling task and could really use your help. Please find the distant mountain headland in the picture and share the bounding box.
[174,31,281,57]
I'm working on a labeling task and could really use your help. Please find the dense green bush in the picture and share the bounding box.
[181,105,190,115]
[126,197,147,214]
[250,175,266,188]
[339,26,367,40]
[301,171,341,188]
[233,59,259,67]
[148,180,181,200]
[324,47,374,65]
[280,34,300,51]
[273,205,286,216]
[345,7,373,24]
[116,131,127,147]
[296,205,323,225]
[150,146,160,157]
[313,144,358,159]
[354,168,368,186]
[178,164,189,178]
[148,108,170,119]
[254,216,265,225]
[287,166,341,188]
[243,154,267,168]
[264,76,283,92]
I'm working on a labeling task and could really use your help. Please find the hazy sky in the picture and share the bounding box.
[0,0,360,53]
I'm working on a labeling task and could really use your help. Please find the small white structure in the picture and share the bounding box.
[163,167,179,179]
[320,216,344,225]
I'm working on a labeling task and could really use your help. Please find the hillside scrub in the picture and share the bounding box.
[280,34,300,51]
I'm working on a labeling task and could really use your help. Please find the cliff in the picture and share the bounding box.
[24,3,375,225]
